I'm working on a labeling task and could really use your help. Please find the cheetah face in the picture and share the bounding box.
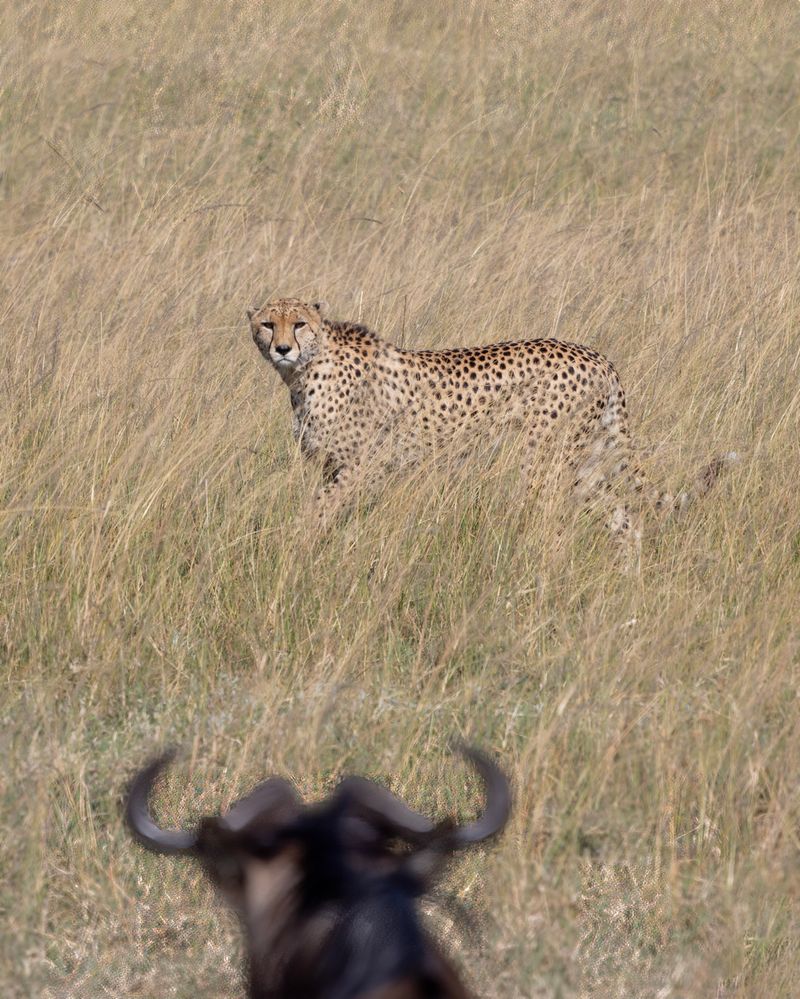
[247,298,327,377]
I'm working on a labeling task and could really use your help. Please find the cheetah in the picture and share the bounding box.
[247,298,735,537]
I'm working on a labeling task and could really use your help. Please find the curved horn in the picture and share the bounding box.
[125,749,198,854]
[221,777,302,832]
[336,776,436,837]
[451,744,511,846]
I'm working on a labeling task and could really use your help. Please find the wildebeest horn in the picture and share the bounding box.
[335,745,510,844]
[221,777,302,832]
[336,776,436,837]
[125,748,198,854]
[450,744,511,845]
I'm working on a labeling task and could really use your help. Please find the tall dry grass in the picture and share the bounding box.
[2,1,800,995]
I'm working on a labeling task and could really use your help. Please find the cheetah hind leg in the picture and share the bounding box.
[569,433,643,549]
[530,431,642,565]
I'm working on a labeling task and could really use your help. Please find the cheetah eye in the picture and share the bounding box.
[260,321,274,331]
[293,321,307,331]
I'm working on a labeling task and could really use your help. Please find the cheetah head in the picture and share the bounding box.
[247,298,328,376]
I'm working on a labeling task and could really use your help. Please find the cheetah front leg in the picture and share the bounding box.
[313,462,358,529]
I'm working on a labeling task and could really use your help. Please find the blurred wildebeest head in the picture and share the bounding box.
[126,746,511,999]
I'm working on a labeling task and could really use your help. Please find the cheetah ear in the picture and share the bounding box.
[246,307,257,321]
[312,300,329,317]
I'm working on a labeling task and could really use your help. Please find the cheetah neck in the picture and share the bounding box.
[273,363,303,389]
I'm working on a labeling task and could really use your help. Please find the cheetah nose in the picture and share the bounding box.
[275,344,292,356]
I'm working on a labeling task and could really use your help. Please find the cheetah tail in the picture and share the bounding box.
[674,451,740,514]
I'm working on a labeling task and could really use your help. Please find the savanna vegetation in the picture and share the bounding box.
[2,1,799,995]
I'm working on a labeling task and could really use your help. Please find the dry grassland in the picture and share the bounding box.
[2,1,800,995]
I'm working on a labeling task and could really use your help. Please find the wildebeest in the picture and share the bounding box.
[126,745,511,998]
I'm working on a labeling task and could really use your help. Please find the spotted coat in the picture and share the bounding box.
[247,298,732,534]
